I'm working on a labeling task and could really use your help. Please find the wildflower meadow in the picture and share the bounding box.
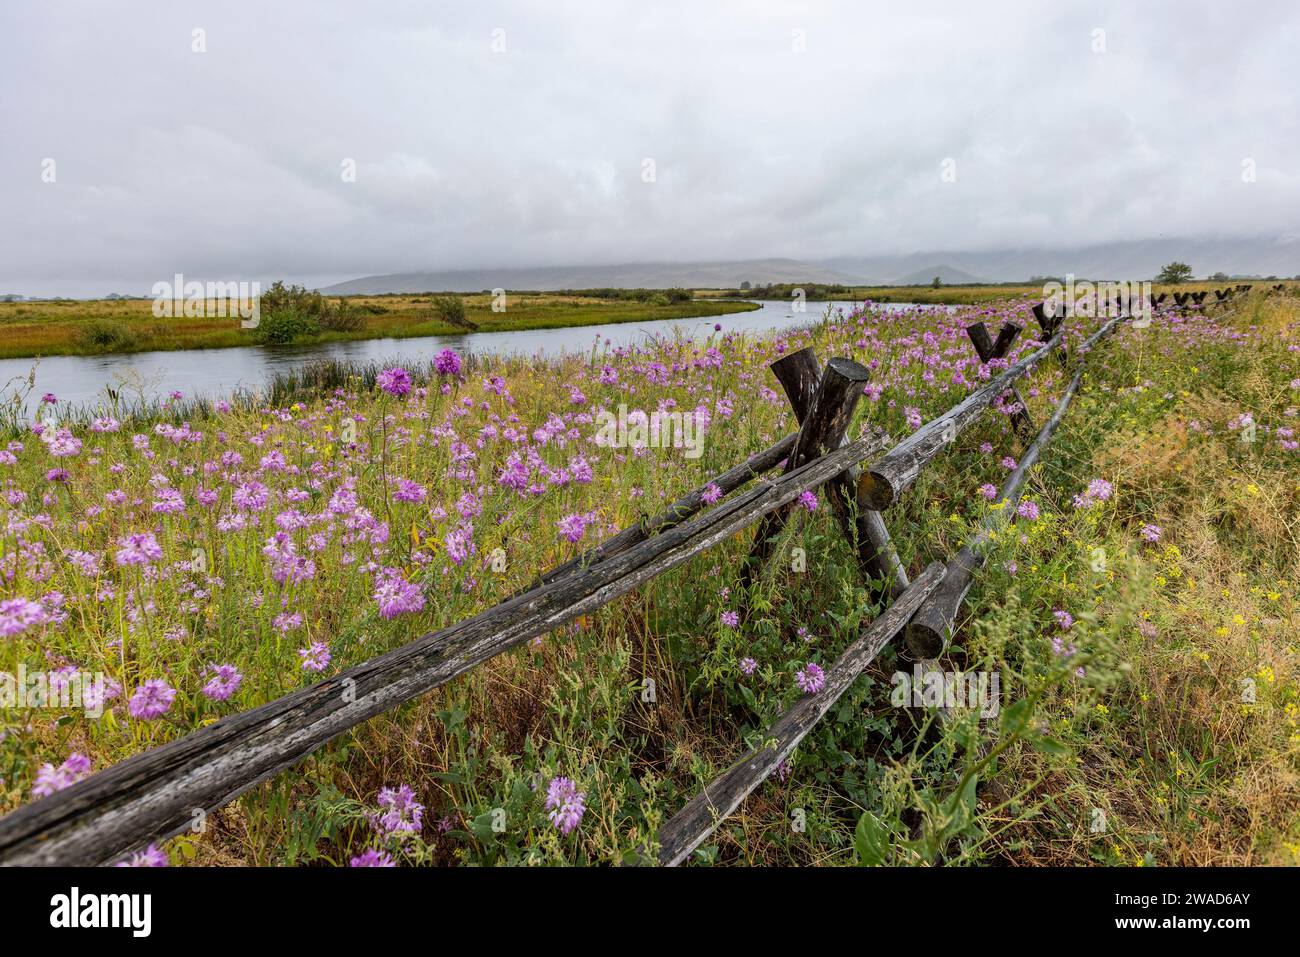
[1,292,1296,867]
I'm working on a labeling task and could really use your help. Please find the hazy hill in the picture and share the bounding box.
[893,265,988,285]
[819,236,1300,284]
[317,237,1299,295]
[319,259,858,295]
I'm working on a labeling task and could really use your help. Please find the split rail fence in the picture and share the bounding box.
[0,293,1168,866]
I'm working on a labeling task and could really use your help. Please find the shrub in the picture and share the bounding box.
[76,318,138,352]
[431,295,468,328]
[252,308,320,345]
[320,298,365,332]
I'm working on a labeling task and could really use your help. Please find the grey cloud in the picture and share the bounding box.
[1,0,1297,296]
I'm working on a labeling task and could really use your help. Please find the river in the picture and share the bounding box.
[0,299,930,410]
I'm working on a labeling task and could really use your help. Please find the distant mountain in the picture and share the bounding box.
[893,265,987,285]
[319,258,858,295]
[819,236,1300,284]
[317,236,1300,295]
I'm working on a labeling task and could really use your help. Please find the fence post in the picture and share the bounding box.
[769,347,909,596]
[745,356,872,580]
[966,321,1034,437]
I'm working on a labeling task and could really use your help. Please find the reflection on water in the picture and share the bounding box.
[0,300,933,409]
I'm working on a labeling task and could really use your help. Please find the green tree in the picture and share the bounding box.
[1156,261,1194,284]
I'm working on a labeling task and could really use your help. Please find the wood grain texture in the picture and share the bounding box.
[771,347,909,596]
[0,439,882,866]
[537,431,798,589]
[966,321,1033,436]
[654,561,946,866]
[745,356,872,579]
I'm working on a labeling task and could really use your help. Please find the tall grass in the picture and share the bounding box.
[0,293,1295,866]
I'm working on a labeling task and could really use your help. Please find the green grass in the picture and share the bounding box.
[0,294,760,359]
[1,293,1295,866]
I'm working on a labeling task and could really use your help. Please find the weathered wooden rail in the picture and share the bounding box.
[0,298,1139,867]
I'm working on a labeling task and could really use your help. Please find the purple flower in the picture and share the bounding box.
[701,483,723,505]
[43,428,82,457]
[979,483,998,500]
[128,679,176,720]
[115,532,164,566]
[1141,524,1162,543]
[1053,609,1074,631]
[0,597,46,637]
[434,349,463,376]
[1016,500,1040,520]
[795,662,826,695]
[350,849,396,867]
[373,567,425,618]
[32,752,92,797]
[41,392,57,404]
[739,657,757,675]
[373,784,425,837]
[232,480,269,513]
[298,641,332,672]
[114,844,168,867]
[377,366,412,397]
[798,491,818,512]
[393,479,426,503]
[544,776,586,834]
[557,513,587,543]
[151,487,186,513]
[720,610,740,628]
[1086,478,1113,502]
[443,524,475,566]
[45,468,70,483]
[202,664,243,702]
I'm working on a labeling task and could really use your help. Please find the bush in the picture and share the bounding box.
[320,298,365,332]
[431,295,467,326]
[252,308,320,345]
[76,318,138,352]
[253,281,365,341]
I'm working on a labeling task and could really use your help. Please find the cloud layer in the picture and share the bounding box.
[2,0,1297,295]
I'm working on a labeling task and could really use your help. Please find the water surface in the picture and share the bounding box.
[0,300,930,409]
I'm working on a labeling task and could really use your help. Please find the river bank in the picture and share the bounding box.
[0,293,761,360]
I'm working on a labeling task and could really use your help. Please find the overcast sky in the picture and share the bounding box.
[2,0,1297,296]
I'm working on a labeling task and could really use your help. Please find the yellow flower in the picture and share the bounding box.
[1246,483,1261,497]
[1256,665,1276,685]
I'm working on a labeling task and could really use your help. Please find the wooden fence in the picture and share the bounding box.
[0,296,1138,866]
